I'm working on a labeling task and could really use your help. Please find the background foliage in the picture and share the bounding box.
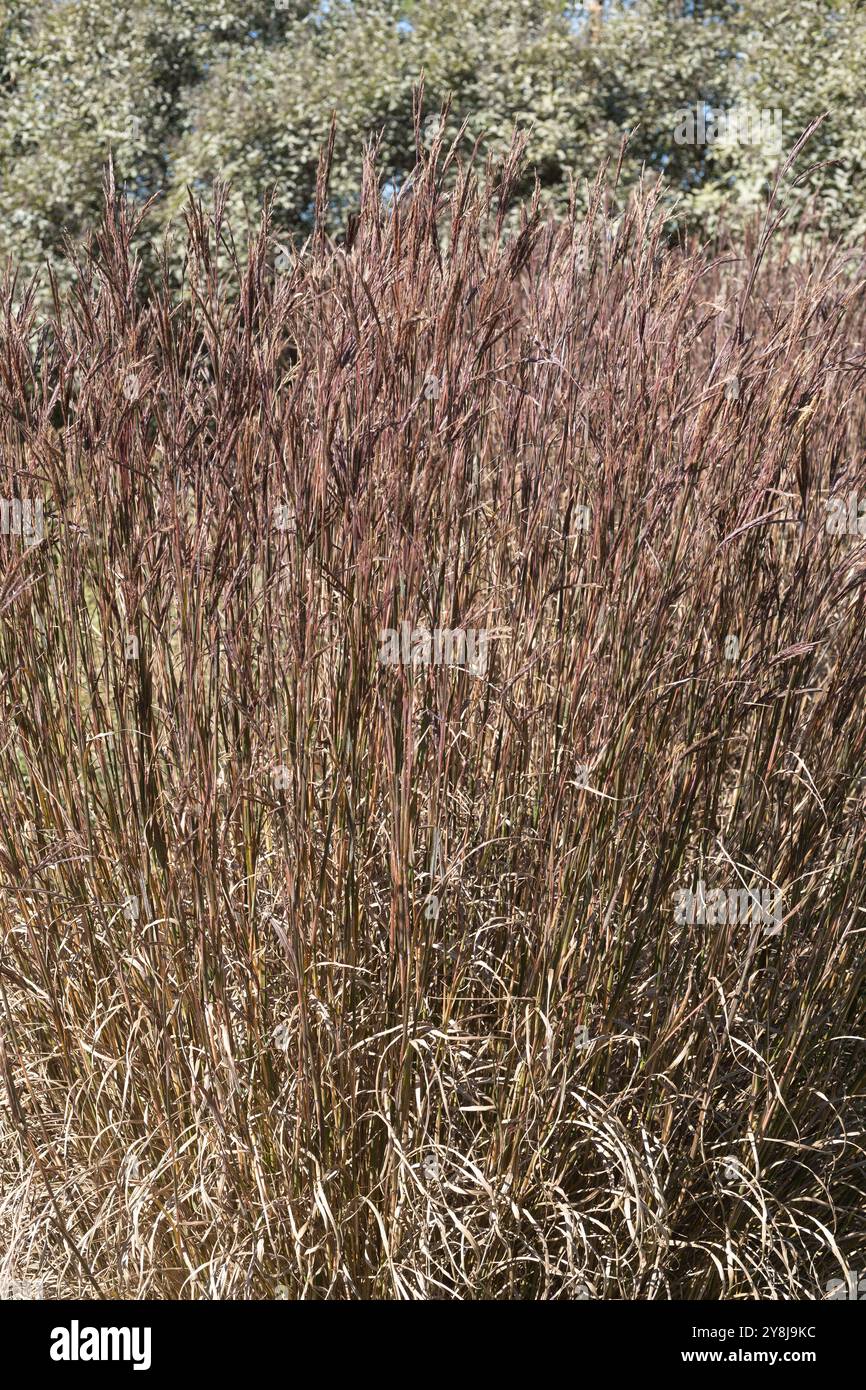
[1,0,865,284]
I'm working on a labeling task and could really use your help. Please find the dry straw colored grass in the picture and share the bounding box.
[0,121,864,1299]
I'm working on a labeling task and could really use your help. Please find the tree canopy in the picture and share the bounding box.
[1,0,864,281]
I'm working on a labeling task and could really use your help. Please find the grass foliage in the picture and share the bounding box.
[0,134,864,1298]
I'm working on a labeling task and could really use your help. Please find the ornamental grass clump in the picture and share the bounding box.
[0,132,864,1299]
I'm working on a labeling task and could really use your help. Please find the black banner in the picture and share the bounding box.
[0,1295,857,1377]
